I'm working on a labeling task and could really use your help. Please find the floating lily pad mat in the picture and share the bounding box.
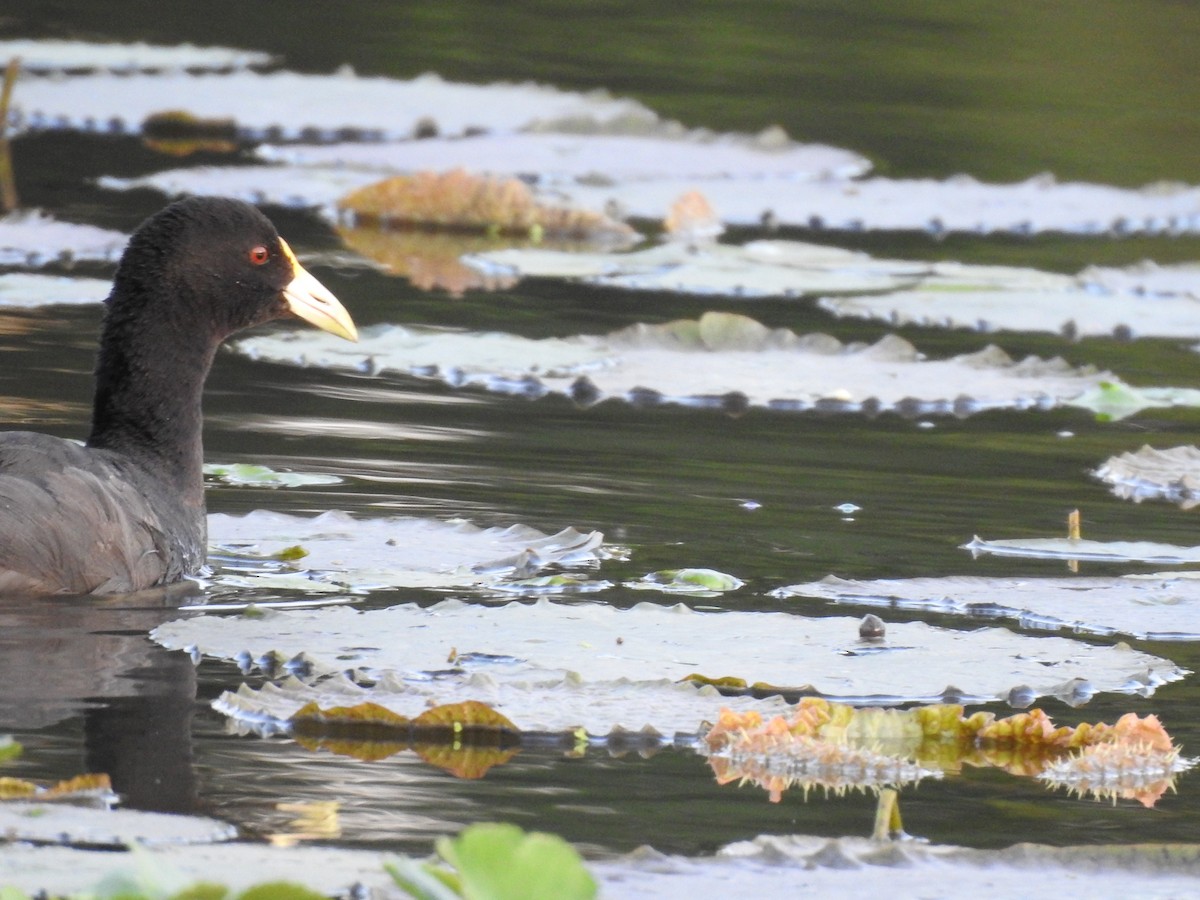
[262,130,870,183]
[8,832,1200,899]
[151,598,1184,721]
[466,240,925,297]
[0,803,237,848]
[819,269,1200,340]
[776,574,1200,641]
[963,535,1200,564]
[205,510,607,592]
[231,311,1120,417]
[99,160,1200,236]
[1,39,274,73]
[560,173,1200,236]
[1095,444,1200,508]
[0,273,111,308]
[0,211,126,267]
[12,69,665,140]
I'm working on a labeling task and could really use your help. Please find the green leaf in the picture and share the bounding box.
[169,884,229,900]
[437,822,596,900]
[0,735,22,764]
[383,857,464,900]
[235,883,328,900]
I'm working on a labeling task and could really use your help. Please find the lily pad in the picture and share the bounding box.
[231,312,1119,418]
[0,211,126,267]
[1094,445,1200,507]
[0,39,274,74]
[151,598,1184,723]
[562,172,1200,236]
[820,261,1200,339]
[0,273,111,308]
[7,834,1200,899]
[466,240,924,297]
[625,568,746,595]
[963,535,1200,564]
[0,803,237,848]
[203,463,342,488]
[263,129,871,183]
[775,574,1200,640]
[205,509,607,593]
[11,69,663,141]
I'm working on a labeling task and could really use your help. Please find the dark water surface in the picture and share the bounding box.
[4,0,1200,866]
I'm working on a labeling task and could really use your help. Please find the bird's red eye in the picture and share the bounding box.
[248,245,270,265]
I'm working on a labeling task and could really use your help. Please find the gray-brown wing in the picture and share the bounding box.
[0,433,174,594]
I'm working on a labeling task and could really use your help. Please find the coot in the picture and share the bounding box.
[0,197,357,594]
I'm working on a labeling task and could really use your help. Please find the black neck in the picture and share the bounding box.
[86,306,216,508]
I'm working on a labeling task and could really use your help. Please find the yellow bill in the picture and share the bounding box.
[279,238,358,342]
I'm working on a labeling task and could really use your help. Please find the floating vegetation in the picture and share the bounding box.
[625,568,745,596]
[338,168,637,241]
[386,822,597,900]
[140,109,240,156]
[0,210,126,267]
[1095,444,1200,507]
[151,597,1184,731]
[203,463,343,488]
[232,311,1129,418]
[204,510,608,594]
[0,272,110,307]
[775,573,1200,641]
[9,69,663,141]
[703,700,1193,807]
[0,772,114,804]
[0,39,274,74]
[262,128,870,182]
[963,534,1200,564]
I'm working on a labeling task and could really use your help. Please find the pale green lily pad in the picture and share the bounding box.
[264,130,869,185]
[466,240,924,297]
[0,211,126,267]
[963,535,1200,564]
[151,598,1184,718]
[1070,381,1200,421]
[203,462,342,488]
[205,509,607,593]
[1094,444,1200,508]
[99,159,1200,237]
[0,273,111,308]
[7,835,1200,900]
[820,260,1200,339]
[0,803,236,848]
[590,835,1200,898]
[775,574,1200,641]
[231,312,1118,417]
[561,172,1200,235]
[12,69,661,141]
[626,568,745,595]
[1,39,274,73]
